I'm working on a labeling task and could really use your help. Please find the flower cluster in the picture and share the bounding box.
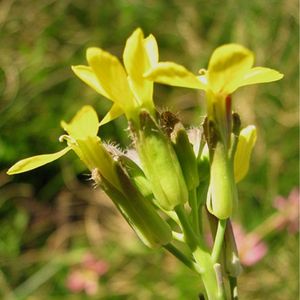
[7,28,283,300]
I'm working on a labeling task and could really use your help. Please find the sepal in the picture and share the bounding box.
[119,155,153,199]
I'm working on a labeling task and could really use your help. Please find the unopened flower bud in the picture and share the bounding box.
[234,125,257,183]
[100,162,172,248]
[171,124,199,190]
[135,111,188,210]
[207,142,237,219]
[75,137,121,191]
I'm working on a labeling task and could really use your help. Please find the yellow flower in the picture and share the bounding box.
[145,44,282,218]
[145,43,283,96]
[145,44,282,149]
[7,106,173,248]
[72,28,159,126]
[7,106,120,189]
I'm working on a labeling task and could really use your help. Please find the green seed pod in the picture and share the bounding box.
[100,162,172,248]
[135,111,189,211]
[171,124,199,191]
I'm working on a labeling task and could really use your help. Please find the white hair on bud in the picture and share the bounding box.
[103,141,124,161]
[124,148,142,167]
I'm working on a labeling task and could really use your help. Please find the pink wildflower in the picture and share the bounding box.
[232,222,268,266]
[66,269,99,295]
[82,253,109,275]
[66,252,109,295]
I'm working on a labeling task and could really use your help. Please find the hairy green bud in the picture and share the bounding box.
[135,111,188,211]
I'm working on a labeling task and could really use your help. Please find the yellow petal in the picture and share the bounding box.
[86,47,135,113]
[144,34,159,67]
[123,28,148,76]
[144,62,206,90]
[123,28,153,109]
[61,105,99,139]
[99,103,124,126]
[234,125,257,183]
[207,44,254,94]
[71,65,112,100]
[237,67,284,88]
[7,147,71,175]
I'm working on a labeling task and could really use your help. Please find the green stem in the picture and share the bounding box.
[189,189,200,235]
[12,260,60,299]
[175,205,221,300]
[212,219,227,263]
[164,243,200,273]
[197,181,209,235]
[214,263,227,300]
[197,181,209,209]
[174,205,201,249]
[229,276,238,300]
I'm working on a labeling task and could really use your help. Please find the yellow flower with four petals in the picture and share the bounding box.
[145,43,283,99]
[72,28,159,127]
[145,43,283,219]
[145,43,283,144]
[8,105,120,190]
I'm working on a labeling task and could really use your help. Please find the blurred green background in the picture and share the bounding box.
[0,0,298,299]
